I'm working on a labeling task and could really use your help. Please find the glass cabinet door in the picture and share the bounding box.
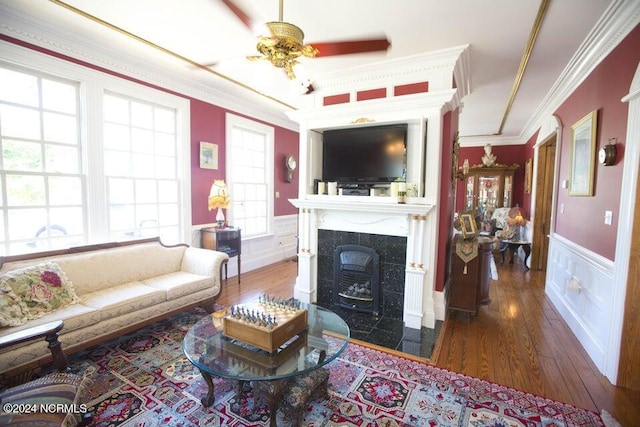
[503,175,513,208]
[477,175,499,219]
[464,176,474,211]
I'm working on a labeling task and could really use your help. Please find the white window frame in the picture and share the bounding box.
[0,41,192,249]
[225,113,274,239]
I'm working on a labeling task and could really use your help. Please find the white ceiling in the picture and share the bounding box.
[1,0,633,144]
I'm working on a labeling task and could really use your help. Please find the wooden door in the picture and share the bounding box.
[531,136,555,271]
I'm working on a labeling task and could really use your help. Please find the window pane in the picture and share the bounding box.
[131,102,153,128]
[0,105,41,139]
[132,153,155,178]
[46,144,79,173]
[103,93,180,244]
[6,175,45,205]
[42,79,77,114]
[43,112,77,144]
[154,107,175,133]
[104,94,130,124]
[136,179,157,203]
[108,178,134,204]
[0,68,39,107]
[8,208,47,240]
[50,207,83,235]
[109,205,135,232]
[158,180,178,203]
[104,123,131,150]
[49,176,82,205]
[159,204,179,225]
[105,150,131,176]
[2,139,42,172]
[131,128,153,153]
[155,132,175,156]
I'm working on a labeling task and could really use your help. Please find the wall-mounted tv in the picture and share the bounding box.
[322,123,407,186]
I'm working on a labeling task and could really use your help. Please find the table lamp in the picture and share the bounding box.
[507,206,526,240]
[208,179,230,228]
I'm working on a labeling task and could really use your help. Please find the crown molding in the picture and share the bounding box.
[0,3,298,131]
[521,0,640,142]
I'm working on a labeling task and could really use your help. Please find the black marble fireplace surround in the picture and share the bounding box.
[317,230,406,319]
[316,230,442,358]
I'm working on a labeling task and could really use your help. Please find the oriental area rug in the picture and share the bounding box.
[60,308,607,426]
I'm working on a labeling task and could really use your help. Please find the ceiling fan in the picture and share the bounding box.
[221,0,390,91]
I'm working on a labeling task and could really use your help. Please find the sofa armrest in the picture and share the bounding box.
[0,321,68,373]
[181,247,229,281]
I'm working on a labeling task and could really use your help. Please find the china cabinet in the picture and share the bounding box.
[463,165,518,219]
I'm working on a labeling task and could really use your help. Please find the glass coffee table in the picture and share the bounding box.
[182,303,349,426]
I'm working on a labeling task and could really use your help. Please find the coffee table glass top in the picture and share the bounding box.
[182,304,350,382]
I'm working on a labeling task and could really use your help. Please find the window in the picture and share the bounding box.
[103,92,181,242]
[226,113,274,238]
[0,52,190,256]
[0,66,84,254]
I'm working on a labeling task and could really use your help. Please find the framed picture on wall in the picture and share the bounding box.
[199,141,218,170]
[524,158,533,194]
[569,110,597,196]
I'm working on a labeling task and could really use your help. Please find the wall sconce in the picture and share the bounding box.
[285,154,297,182]
[598,138,617,166]
[456,159,470,180]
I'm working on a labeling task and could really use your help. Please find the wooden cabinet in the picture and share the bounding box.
[449,235,493,315]
[201,227,241,283]
[463,165,518,220]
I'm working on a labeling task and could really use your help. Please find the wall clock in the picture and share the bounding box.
[598,144,616,166]
[285,154,297,182]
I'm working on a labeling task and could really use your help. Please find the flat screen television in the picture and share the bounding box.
[322,123,407,185]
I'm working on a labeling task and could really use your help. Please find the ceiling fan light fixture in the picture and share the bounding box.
[255,21,319,79]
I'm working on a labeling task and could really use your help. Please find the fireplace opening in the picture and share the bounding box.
[333,245,380,316]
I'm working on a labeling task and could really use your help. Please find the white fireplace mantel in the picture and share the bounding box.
[290,197,436,329]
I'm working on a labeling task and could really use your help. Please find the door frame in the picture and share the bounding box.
[531,116,562,269]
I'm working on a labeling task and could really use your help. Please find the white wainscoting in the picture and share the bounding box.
[545,234,615,372]
[191,214,298,279]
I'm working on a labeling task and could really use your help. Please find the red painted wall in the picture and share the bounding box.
[553,24,640,260]
[189,101,299,225]
[435,110,459,292]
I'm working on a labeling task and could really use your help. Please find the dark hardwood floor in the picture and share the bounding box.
[217,257,640,426]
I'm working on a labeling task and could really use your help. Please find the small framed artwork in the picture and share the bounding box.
[524,158,533,194]
[199,141,218,170]
[569,110,597,196]
[459,212,478,240]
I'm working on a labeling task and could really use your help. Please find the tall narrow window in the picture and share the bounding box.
[103,92,181,242]
[226,113,274,238]
[0,66,83,255]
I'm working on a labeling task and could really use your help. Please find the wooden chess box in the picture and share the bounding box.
[223,302,308,353]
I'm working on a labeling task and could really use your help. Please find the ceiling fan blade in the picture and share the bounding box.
[221,0,255,30]
[309,38,390,57]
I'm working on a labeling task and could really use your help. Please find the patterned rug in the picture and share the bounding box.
[61,308,605,426]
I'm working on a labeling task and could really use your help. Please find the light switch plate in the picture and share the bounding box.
[604,210,613,225]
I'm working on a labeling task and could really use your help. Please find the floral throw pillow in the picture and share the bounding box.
[0,283,28,327]
[0,262,80,321]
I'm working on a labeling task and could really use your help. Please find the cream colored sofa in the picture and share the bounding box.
[0,237,228,380]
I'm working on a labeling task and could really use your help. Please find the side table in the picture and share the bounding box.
[499,240,531,270]
[201,227,241,283]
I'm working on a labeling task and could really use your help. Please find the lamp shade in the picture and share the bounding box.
[208,180,230,211]
[507,206,526,226]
